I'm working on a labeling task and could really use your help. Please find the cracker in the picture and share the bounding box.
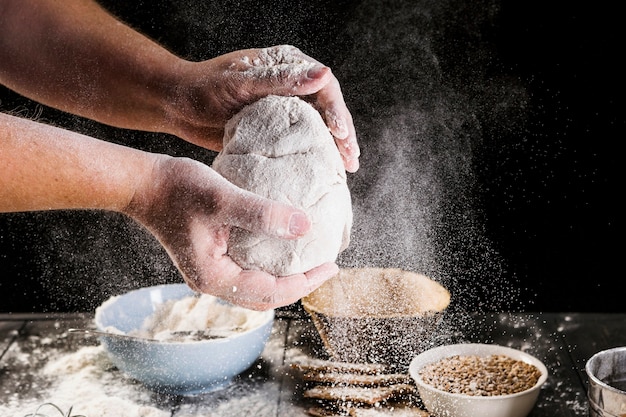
[302,370,413,386]
[306,406,350,416]
[303,384,415,405]
[291,358,389,375]
[349,406,431,417]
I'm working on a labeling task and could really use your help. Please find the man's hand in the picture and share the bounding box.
[124,157,339,310]
[167,45,360,172]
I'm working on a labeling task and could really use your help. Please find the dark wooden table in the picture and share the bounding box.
[1,311,624,416]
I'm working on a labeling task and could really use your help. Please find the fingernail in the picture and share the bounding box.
[289,212,310,236]
[344,157,360,173]
[307,65,327,80]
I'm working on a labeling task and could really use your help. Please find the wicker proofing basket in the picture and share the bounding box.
[301,268,451,371]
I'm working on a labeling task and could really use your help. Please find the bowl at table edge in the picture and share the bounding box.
[94,283,274,396]
[408,343,548,417]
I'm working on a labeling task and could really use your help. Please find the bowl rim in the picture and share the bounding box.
[301,302,446,320]
[409,343,549,400]
[585,346,626,394]
[301,267,451,319]
[94,283,275,345]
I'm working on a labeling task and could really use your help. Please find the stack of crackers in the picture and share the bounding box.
[290,358,431,416]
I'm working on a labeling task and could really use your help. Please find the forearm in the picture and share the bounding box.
[0,0,360,168]
[0,0,183,135]
[0,112,162,213]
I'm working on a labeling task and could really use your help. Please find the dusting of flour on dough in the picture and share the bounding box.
[241,45,317,79]
[213,95,352,276]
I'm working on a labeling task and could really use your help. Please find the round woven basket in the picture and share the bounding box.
[301,268,450,370]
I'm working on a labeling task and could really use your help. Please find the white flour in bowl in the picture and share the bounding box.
[106,293,272,342]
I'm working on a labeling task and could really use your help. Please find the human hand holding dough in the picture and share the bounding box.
[212,95,353,276]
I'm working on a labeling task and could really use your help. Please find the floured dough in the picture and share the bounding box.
[212,95,352,276]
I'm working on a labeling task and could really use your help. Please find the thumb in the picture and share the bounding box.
[226,190,311,239]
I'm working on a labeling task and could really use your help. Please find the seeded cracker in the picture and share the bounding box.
[307,405,431,417]
[307,405,350,416]
[303,384,416,405]
[291,358,389,375]
[350,406,431,417]
[301,371,412,386]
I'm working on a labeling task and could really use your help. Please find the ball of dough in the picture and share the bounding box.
[212,95,352,276]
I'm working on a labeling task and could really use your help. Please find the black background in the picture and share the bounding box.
[0,0,620,313]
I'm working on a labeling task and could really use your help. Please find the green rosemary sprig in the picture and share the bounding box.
[23,403,87,417]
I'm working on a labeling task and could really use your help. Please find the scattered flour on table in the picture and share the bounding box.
[175,390,278,417]
[0,345,169,417]
[0,294,273,417]
[213,95,352,276]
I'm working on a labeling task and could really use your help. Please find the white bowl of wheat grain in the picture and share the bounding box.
[408,343,548,417]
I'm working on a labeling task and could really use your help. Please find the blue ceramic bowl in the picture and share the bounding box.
[94,283,274,395]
